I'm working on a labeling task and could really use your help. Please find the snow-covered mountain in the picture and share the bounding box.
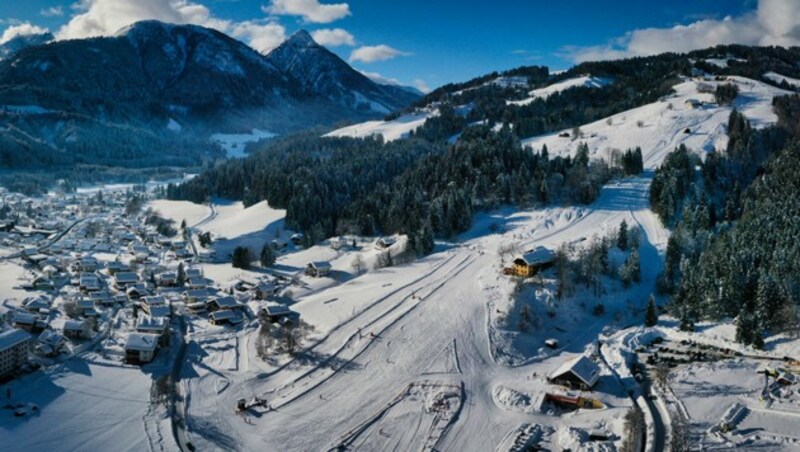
[0,32,53,60]
[267,30,419,115]
[0,21,420,169]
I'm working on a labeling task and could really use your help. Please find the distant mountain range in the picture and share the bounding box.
[0,32,54,60]
[0,21,419,171]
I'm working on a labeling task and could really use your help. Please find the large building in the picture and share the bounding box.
[0,329,32,378]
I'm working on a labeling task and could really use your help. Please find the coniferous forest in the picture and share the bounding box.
[653,95,800,346]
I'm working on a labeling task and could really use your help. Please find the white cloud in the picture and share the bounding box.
[41,6,65,17]
[311,28,354,47]
[56,0,231,40]
[263,0,350,24]
[413,79,430,94]
[359,70,403,86]
[349,44,409,63]
[0,23,50,45]
[53,0,291,53]
[231,21,286,54]
[563,0,800,63]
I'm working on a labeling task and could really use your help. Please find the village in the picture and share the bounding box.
[0,183,419,421]
[0,185,315,383]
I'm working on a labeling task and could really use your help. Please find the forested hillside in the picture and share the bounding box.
[652,95,800,346]
[168,127,643,248]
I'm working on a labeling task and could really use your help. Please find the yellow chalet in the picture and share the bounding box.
[512,246,556,277]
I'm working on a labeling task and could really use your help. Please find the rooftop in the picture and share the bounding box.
[0,328,32,351]
[124,333,159,352]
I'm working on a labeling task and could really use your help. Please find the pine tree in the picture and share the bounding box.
[752,325,765,350]
[260,242,276,267]
[176,262,186,286]
[232,246,252,269]
[645,295,658,327]
[664,234,681,284]
[756,272,781,330]
[421,225,435,255]
[735,305,753,345]
[618,220,629,250]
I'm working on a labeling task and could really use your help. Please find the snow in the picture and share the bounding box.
[0,105,52,115]
[210,129,276,159]
[148,199,210,228]
[0,262,33,312]
[702,57,746,68]
[0,355,155,452]
[166,118,182,132]
[764,71,800,88]
[508,75,613,106]
[325,110,435,142]
[522,77,792,168]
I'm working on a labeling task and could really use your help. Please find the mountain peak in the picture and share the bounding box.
[286,30,317,47]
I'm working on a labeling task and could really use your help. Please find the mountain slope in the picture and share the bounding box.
[266,30,419,114]
[0,21,419,172]
[0,32,53,60]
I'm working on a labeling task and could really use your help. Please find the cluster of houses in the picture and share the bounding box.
[0,186,315,378]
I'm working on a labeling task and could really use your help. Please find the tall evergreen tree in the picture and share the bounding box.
[618,220,629,251]
[645,295,658,327]
[260,243,276,267]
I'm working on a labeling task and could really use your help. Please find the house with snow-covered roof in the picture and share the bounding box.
[306,261,332,277]
[124,333,159,364]
[548,355,601,390]
[512,246,556,277]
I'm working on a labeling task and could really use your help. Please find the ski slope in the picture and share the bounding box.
[508,75,613,106]
[522,76,792,169]
[324,110,435,142]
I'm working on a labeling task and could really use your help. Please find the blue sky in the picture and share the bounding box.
[2,0,795,92]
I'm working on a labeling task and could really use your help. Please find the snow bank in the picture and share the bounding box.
[492,385,543,414]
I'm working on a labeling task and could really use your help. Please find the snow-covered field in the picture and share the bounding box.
[508,75,613,106]
[0,353,157,452]
[0,261,34,315]
[522,76,792,168]
[148,199,211,228]
[764,71,800,88]
[325,110,434,142]
[210,129,276,158]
